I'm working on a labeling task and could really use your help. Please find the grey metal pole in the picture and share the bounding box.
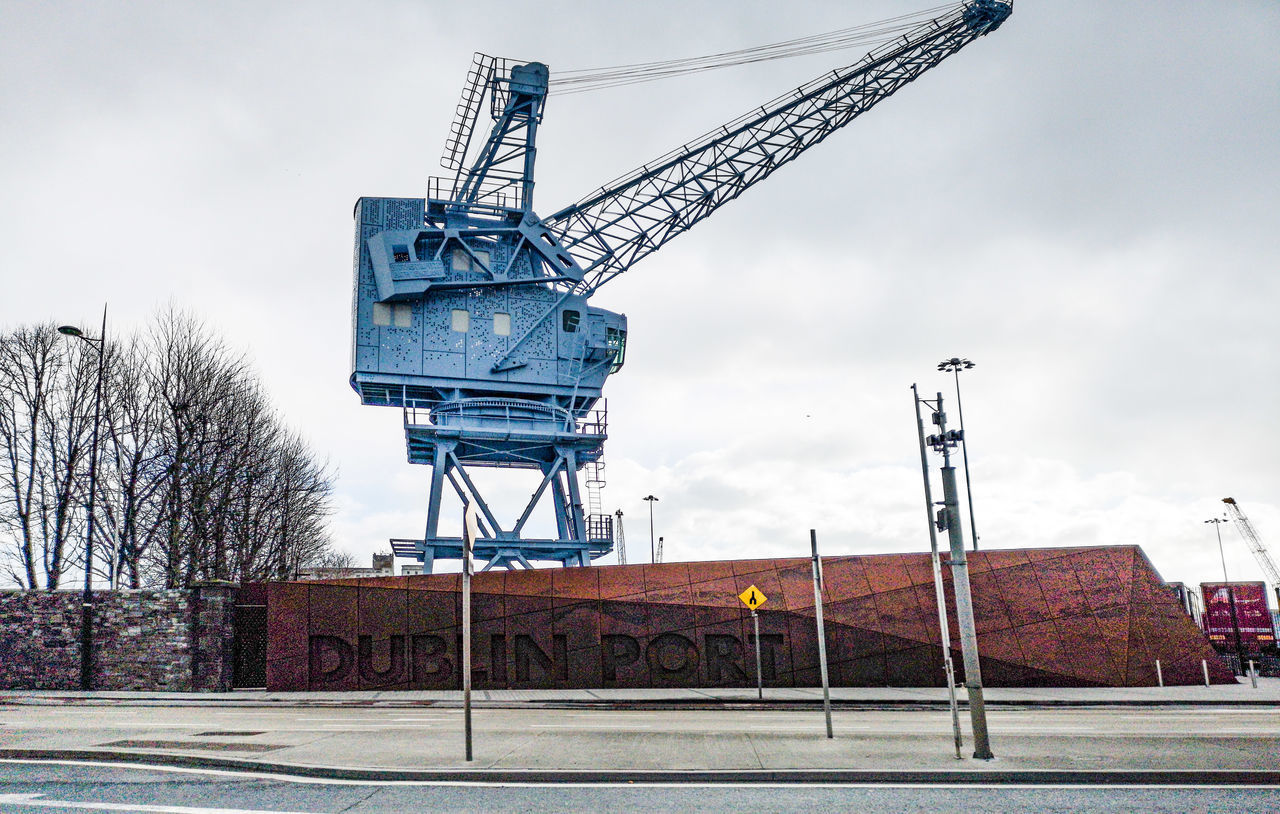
[463,563,472,761]
[935,394,993,760]
[810,529,833,739]
[912,384,962,759]
[752,610,763,700]
[644,495,658,564]
[462,503,475,762]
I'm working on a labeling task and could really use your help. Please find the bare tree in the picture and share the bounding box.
[135,308,336,588]
[0,324,97,589]
[94,334,166,588]
[0,308,339,589]
[306,548,357,570]
[0,325,60,588]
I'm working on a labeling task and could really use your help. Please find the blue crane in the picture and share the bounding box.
[351,0,1012,573]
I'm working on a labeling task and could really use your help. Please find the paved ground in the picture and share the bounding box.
[1,680,1278,782]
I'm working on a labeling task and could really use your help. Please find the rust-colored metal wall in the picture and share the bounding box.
[265,545,1234,690]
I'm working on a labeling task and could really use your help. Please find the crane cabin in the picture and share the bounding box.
[350,195,627,417]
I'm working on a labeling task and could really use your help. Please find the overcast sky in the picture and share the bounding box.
[3,1,1277,591]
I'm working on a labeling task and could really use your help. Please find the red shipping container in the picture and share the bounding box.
[1201,582,1277,654]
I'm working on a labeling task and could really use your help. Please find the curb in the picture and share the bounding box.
[3,695,1280,710]
[2,750,1279,785]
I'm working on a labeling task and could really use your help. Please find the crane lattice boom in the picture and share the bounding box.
[1223,497,1280,586]
[545,0,1012,293]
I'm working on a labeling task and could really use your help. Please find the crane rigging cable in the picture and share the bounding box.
[549,4,954,95]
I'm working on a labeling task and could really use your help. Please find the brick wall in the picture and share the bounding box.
[0,583,238,691]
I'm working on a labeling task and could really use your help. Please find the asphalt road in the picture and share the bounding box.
[4,704,1280,773]
[1,762,1279,813]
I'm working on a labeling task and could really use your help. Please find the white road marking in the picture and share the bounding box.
[0,792,318,813]
[528,724,653,729]
[2,762,1280,790]
[993,726,1099,732]
[747,724,872,730]
[17,724,209,730]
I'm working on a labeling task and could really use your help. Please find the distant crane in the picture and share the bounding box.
[354,1,1014,572]
[655,536,665,565]
[1222,497,1280,609]
[614,509,627,565]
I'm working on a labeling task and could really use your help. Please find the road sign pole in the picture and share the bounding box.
[811,529,833,739]
[752,610,763,700]
[738,585,770,701]
[462,565,472,762]
[462,502,478,763]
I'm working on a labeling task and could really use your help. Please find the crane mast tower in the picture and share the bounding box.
[352,1,1013,573]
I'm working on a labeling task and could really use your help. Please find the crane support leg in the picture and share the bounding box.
[392,429,612,570]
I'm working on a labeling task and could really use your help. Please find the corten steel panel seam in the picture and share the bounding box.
[1070,549,1132,681]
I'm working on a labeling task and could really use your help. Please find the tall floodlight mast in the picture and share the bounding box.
[353,1,1013,573]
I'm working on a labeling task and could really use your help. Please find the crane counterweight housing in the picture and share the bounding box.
[350,1,1012,573]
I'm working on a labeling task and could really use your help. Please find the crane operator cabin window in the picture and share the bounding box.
[373,302,412,328]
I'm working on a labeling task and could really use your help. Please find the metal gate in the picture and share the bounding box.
[232,584,268,688]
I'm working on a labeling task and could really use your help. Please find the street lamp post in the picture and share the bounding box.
[1206,516,1243,673]
[938,357,979,551]
[643,495,659,564]
[58,306,107,692]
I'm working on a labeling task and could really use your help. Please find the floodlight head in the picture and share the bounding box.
[57,325,83,337]
[938,356,975,373]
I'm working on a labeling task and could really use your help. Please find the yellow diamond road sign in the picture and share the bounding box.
[739,584,768,610]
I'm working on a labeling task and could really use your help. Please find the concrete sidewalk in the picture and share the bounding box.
[3,679,1280,708]
[3,682,1279,784]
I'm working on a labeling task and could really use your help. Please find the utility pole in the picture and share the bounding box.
[912,384,963,759]
[926,392,993,760]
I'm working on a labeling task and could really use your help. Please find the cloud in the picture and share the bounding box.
[2,1,1277,595]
